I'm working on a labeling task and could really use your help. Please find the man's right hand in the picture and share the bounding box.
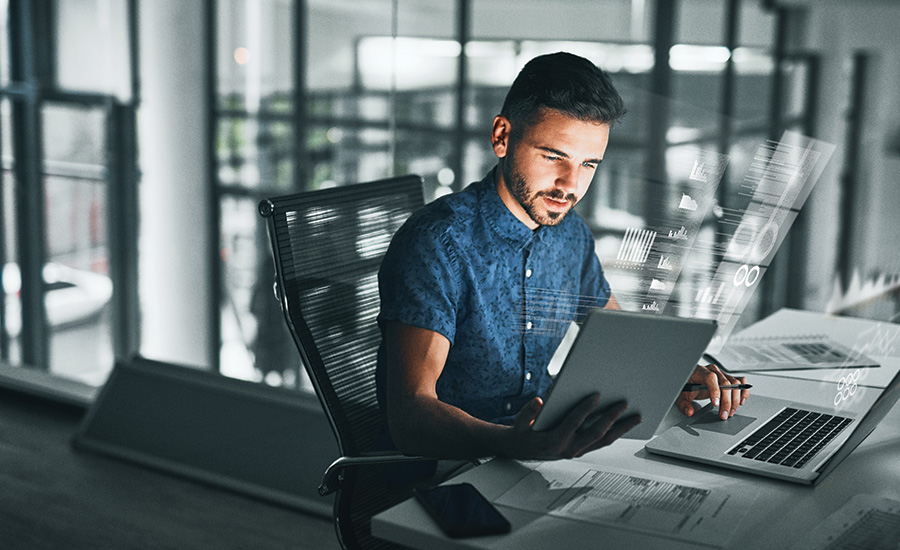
[503,394,641,460]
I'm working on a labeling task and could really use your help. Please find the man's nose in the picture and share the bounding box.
[554,164,579,195]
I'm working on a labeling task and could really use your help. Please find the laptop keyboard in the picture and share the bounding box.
[727,407,853,468]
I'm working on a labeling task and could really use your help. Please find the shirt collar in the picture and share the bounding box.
[478,167,538,251]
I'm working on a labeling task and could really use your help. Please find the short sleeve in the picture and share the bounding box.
[378,222,460,343]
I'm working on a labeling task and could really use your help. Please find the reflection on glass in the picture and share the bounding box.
[0,0,9,86]
[219,195,308,389]
[216,115,294,190]
[394,130,454,202]
[471,0,633,42]
[54,0,131,100]
[44,172,113,386]
[212,0,797,391]
[43,104,106,165]
[1,165,17,363]
[216,0,294,112]
[38,104,114,385]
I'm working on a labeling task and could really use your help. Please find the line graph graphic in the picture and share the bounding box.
[826,270,900,314]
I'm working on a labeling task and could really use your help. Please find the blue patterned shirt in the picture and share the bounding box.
[376,169,611,425]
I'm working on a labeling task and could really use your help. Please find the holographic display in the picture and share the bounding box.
[684,131,836,352]
[609,148,729,314]
[519,287,608,336]
[831,320,900,411]
[826,270,900,315]
[615,228,657,267]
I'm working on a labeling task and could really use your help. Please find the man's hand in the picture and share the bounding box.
[676,364,749,420]
[502,395,641,460]
[386,322,640,460]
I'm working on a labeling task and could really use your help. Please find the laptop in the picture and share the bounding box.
[532,309,717,440]
[645,365,900,485]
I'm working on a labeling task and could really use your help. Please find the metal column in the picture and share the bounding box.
[9,0,52,370]
[452,0,471,193]
[106,103,141,361]
[759,5,789,318]
[837,53,868,290]
[644,0,677,225]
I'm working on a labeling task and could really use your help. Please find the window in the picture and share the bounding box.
[0,0,138,392]
[209,0,814,392]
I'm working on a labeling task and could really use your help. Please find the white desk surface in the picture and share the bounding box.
[372,309,900,550]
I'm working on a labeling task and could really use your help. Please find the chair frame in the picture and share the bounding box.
[259,175,433,549]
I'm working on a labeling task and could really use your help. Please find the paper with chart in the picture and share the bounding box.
[495,461,753,548]
[788,494,900,550]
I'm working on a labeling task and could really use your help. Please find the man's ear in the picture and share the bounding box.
[491,115,512,159]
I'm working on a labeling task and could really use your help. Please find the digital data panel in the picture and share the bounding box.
[605,131,835,352]
[682,131,835,351]
[612,148,729,314]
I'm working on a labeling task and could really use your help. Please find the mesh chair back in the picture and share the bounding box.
[259,176,424,459]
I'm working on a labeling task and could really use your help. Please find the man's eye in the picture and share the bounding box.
[545,155,559,161]
[582,162,598,169]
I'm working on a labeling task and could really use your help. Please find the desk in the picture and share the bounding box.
[372,309,900,550]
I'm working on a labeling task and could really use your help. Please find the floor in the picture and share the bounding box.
[0,387,342,550]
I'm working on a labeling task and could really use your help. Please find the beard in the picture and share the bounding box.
[502,156,577,227]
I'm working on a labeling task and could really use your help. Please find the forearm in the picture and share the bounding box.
[604,293,621,310]
[387,393,512,459]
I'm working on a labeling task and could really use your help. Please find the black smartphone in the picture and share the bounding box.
[413,482,511,538]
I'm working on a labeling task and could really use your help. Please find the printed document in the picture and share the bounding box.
[495,461,754,548]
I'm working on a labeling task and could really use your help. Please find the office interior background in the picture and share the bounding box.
[0,0,899,542]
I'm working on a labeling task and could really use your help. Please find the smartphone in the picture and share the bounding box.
[413,482,511,538]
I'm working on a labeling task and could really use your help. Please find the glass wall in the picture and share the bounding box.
[42,104,114,385]
[0,0,137,389]
[0,0,880,400]
[211,0,803,392]
[214,0,300,386]
[54,0,132,101]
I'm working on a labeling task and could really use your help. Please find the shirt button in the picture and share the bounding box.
[526,321,533,330]
[525,268,533,278]
[525,371,532,381]
[505,402,512,412]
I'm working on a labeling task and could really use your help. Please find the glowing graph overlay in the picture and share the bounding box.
[518,288,610,336]
[683,131,835,352]
[612,148,729,313]
[830,321,900,411]
[826,270,900,315]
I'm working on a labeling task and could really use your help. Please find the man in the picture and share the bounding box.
[376,52,748,462]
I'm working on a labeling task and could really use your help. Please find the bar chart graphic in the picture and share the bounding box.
[668,226,687,240]
[695,282,727,305]
[616,228,657,266]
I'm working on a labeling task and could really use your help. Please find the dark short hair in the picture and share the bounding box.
[500,52,626,136]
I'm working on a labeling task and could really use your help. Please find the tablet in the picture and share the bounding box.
[532,309,717,439]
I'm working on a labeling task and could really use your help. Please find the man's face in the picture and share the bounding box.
[493,109,610,229]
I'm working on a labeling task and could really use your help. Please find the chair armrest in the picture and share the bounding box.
[319,451,434,496]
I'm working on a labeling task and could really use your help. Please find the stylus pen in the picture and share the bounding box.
[682,383,753,392]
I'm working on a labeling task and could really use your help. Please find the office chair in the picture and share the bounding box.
[260,175,435,550]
